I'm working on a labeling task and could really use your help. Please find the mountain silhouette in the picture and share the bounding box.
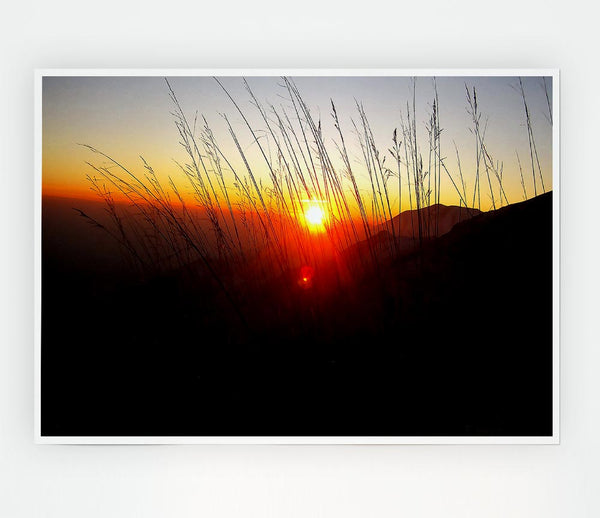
[380,203,482,239]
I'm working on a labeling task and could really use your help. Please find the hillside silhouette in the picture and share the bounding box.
[41,192,553,437]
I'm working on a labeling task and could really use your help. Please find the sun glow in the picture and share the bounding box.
[305,205,324,225]
[302,200,327,232]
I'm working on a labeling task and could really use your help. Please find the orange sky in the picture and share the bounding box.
[42,75,553,212]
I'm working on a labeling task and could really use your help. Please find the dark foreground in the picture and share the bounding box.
[41,193,553,437]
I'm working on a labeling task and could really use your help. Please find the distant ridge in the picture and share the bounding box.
[380,203,482,239]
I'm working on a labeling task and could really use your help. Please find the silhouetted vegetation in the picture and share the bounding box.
[41,76,554,436]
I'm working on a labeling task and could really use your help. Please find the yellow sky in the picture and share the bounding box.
[42,75,553,212]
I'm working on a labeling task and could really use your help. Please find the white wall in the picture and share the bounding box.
[1,1,599,516]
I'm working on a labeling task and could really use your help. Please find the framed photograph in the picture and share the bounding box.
[35,69,559,444]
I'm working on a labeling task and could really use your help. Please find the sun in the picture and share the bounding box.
[301,199,327,232]
[305,205,325,226]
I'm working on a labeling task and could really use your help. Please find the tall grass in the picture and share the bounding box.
[78,76,551,333]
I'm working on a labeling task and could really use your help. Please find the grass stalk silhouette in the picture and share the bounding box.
[76,75,551,339]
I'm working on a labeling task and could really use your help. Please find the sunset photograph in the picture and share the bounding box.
[39,72,556,439]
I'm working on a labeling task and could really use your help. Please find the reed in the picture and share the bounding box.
[77,75,550,339]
